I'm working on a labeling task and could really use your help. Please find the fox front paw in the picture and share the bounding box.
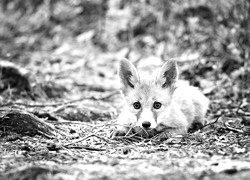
[133,126,157,138]
[110,126,158,139]
[155,131,172,141]
[110,127,132,139]
[110,129,127,138]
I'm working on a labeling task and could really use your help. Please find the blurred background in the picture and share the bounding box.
[0,0,249,113]
[1,1,250,177]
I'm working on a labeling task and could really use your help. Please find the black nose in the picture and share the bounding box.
[142,121,151,128]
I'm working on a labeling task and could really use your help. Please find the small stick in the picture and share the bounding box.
[202,116,221,129]
[67,145,106,151]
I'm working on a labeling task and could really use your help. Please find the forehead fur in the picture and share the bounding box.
[125,77,172,106]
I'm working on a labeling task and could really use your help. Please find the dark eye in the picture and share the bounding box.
[153,102,161,109]
[133,102,141,109]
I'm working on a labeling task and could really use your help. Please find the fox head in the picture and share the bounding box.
[118,58,178,131]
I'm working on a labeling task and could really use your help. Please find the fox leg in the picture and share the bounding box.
[155,109,189,140]
[156,125,187,138]
[111,106,138,138]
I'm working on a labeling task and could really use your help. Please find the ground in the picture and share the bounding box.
[0,0,250,180]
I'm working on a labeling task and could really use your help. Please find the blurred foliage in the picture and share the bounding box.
[0,0,249,99]
[0,0,249,58]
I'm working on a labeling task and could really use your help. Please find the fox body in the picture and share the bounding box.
[113,59,209,138]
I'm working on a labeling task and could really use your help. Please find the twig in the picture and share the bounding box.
[63,123,111,147]
[36,130,55,139]
[202,116,221,129]
[113,136,140,144]
[237,110,250,116]
[64,134,94,147]
[224,121,244,133]
[67,145,106,151]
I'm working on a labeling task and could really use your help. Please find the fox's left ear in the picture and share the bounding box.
[156,60,178,88]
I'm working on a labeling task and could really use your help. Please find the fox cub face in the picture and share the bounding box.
[112,58,209,139]
[119,58,177,130]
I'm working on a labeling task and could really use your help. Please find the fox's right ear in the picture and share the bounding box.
[118,58,140,94]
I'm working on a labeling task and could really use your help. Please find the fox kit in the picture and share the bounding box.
[112,58,209,138]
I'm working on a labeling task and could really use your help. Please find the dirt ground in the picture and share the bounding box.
[0,1,250,180]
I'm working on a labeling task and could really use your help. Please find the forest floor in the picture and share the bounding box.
[0,1,250,180]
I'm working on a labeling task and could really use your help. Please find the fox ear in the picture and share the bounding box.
[118,58,140,93]
[156,60,178,88]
